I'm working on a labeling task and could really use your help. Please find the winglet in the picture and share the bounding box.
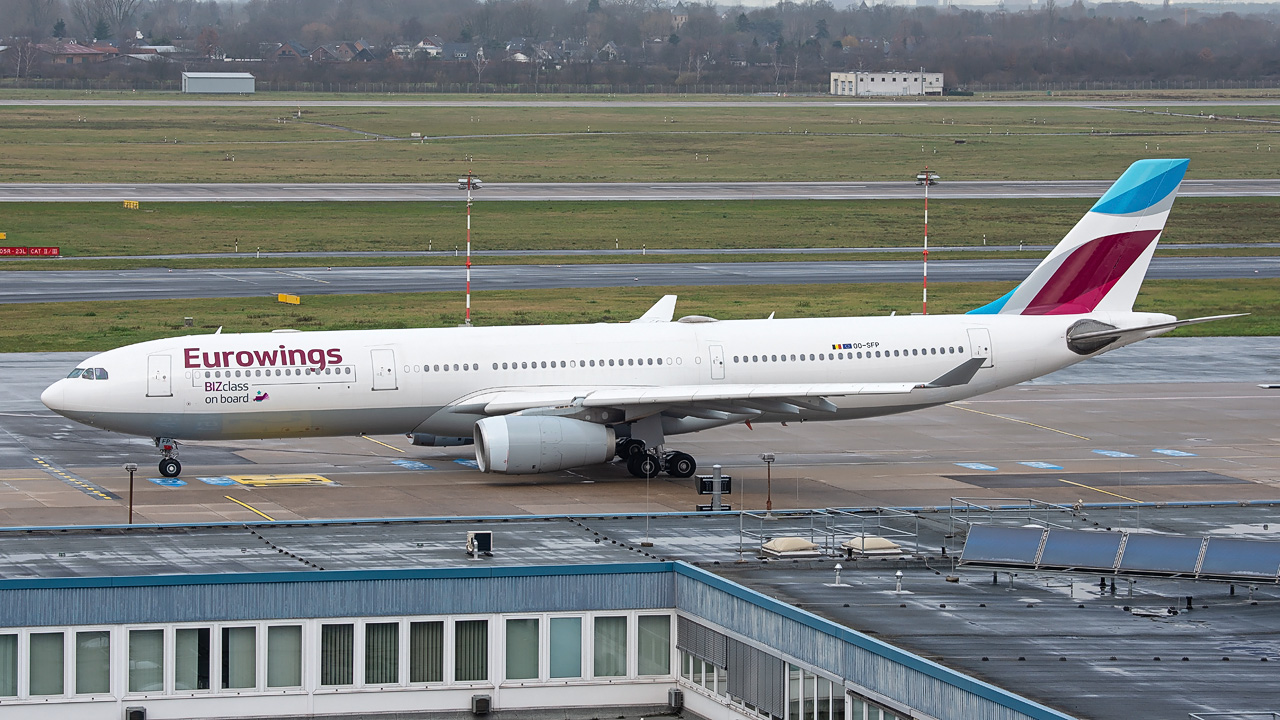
[632,295,678,323]
[920,357,986,388]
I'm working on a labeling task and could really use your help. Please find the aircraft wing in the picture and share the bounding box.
[459,358,985,417]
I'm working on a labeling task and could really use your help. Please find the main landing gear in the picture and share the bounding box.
[155,437,182,478]
[616,439,696,479]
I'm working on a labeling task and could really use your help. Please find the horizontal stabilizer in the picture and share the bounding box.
[1068,313,1248,343]
[920,357,987,388]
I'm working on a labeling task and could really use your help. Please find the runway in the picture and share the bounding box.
[2,256,1276,303]
[0,178,1276,202]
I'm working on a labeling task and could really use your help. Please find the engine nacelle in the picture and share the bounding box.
[474,416,616,474]
[408,433,474,447]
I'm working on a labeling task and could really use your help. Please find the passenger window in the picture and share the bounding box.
[856,352,862,359]
[751,355,758,362]
[609,359,615,366]
[809,354,815,360]
[345,368,351,374]
[589,360,595,367]
[790,354,796,361]
[875,351,881,358]
[647,358,653,366]
[819,354,825,360]
[453,364,459,371]
[734,356,739,363]
[911,349,917,356]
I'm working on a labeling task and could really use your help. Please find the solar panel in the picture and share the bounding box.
[1116,534,1203,575]
[1038,529,1123,570]
[960,525,1044,566]
[1199,538,1280,580]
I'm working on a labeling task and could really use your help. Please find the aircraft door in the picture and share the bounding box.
[146,354,172,397]
[709,345,725,380]
[371,349,398,391]
[967,328,994,368]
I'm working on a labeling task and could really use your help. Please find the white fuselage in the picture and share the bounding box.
[40,309,1172,442]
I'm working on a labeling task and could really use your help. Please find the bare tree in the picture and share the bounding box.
[471,46,489,84]
[25,0,59,36]
[69,0,139,40]
[8,38,39,77]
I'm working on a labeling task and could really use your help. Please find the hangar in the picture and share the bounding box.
[180,72,255,94]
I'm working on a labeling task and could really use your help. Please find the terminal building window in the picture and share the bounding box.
[75,630,110,694]
[548,617,582,679]
[637,615,670,675]
[175,627,210,691]
[593,616,627,677]
[0,634,15,697]
[410,620,444,683]
[320,623,354,686]
[29,632,63,696]
[454,619,488,682]
[365,622,399,685]
[221,626,256,690]
[266,625,302,688]
[128,629,163,693]
[505,618,539,680]
[787,664,845,720]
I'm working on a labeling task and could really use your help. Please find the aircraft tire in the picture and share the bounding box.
[616,438,647,459]
[159,458,181,478]
[626,453,661,479]
[665,452,696,478]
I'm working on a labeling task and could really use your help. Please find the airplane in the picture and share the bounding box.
[41,158,1240,480]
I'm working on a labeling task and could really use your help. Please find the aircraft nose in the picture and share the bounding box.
[40,381,66,413]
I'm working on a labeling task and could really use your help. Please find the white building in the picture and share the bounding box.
[181,72,255,94]
[830,71,943,96]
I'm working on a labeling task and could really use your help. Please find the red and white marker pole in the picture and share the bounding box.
[922,167,929,315]
[468,169,473,324]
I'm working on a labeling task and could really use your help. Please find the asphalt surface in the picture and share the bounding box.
[2,256,1276,303]
[0,179,1276,202]
[4,98,1280,108]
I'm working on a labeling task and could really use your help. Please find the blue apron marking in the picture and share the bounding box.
[1019,461,1064,470]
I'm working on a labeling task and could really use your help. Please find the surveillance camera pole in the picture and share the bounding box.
[124,463,138,524]
[761,453,775,519]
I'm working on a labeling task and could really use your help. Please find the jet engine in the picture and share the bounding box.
[474,416,616,474]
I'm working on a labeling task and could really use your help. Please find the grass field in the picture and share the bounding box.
[0,279,1271,353]
[3,102,1280,182]
[1,197,1277,263]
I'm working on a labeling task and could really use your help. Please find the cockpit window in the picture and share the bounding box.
[80,368,94,379]
[68,368,87,378]
[94,368,109,380]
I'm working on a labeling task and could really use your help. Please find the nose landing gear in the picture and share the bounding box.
[155,437,182,478]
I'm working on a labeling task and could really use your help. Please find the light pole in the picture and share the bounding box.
[915,168,939,314]
[123,463,138,524]
[761,453,775,519]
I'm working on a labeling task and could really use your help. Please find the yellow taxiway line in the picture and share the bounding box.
[224,495,276,521]
[951,405,1091,441]
[362,436,405,453]
[1055,478,1140,503]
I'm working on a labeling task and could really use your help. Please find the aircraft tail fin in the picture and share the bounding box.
[968,158,1189,316]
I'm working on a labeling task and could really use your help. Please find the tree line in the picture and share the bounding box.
[3,0,1280,88]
